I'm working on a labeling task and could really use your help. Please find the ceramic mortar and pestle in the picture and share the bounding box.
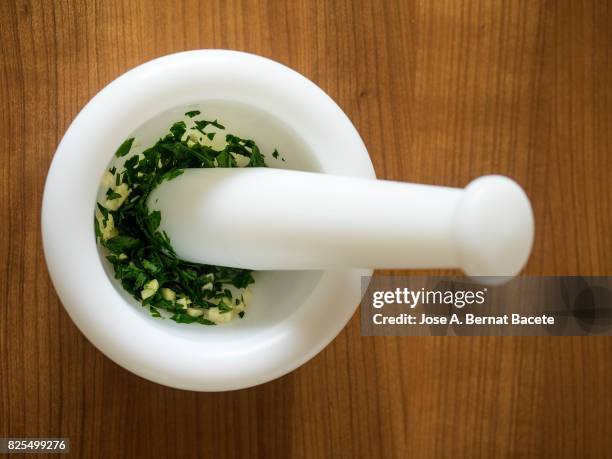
[42,50,534,391]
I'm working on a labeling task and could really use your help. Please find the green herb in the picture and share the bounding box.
[169,121,187,140]
[194,119,225,133]
[115,137,135,157]
[96,115,278,325]
[105,235,140,254]
[96,202,109,220]
[106,188,122,200]
[170,312,198,324]
[247,145,266,167]
[272,149,285,162]
[218,300,233,313]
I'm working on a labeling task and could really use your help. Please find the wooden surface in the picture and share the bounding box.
[1,0,611,457]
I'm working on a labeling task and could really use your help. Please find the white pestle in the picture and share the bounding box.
[147,169,534,277]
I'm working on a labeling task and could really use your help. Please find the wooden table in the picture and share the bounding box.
[1,1,611,457]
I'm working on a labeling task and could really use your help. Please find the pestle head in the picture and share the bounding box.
[453,175,534,278]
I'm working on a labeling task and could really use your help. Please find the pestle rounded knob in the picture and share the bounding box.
[453,175,534,278]
[148,169,534,277]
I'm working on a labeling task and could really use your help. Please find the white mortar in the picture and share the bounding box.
[42,50,375,391]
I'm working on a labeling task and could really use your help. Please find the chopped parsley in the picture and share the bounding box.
[115,137,135,158]
[272,149,285,161]
[95,111,280,325]
[184,110,201,118]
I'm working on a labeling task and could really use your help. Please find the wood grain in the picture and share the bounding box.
[1,0,611,457]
